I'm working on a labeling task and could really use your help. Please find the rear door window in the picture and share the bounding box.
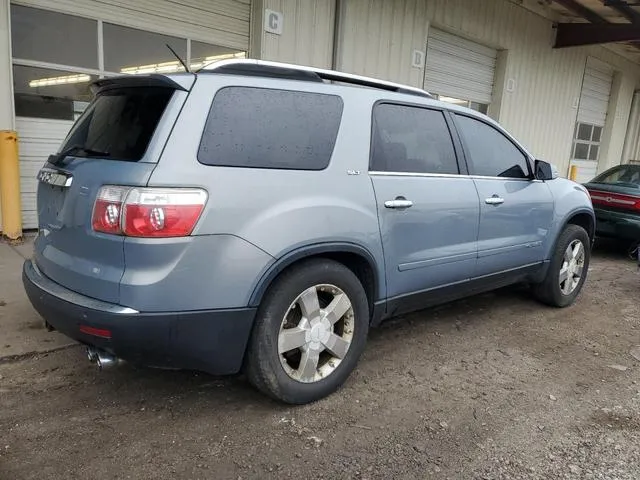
[61,87,173,161]
[198,87,343,170]
[371,103,459,174]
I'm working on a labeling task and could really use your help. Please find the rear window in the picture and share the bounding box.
[592,165,640,187]
[60,87,173,161]
[198,86,343,170]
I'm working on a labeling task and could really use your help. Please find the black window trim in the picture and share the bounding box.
[197,85,344,171]
[368,99,467,176]
[451,111,535,180]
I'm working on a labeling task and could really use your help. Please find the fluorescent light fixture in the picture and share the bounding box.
[28,51,246,88]
[120,52,246,75]
[29,74,91,88]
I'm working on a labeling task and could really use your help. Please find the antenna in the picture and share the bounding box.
[166,43,190,73]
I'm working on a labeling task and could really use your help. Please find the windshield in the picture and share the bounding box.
[591,165,640,188]
[59,87,173,162]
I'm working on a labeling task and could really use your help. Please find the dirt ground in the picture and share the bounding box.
[1,242,640,480]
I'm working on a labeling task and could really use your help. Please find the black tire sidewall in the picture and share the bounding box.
[248,259,369,404]
[546,225,591,307]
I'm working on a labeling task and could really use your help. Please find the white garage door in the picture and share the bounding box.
[570,57,614,184]
[424,28,497,107]
[16,118,73,229]
[12,0,250,229]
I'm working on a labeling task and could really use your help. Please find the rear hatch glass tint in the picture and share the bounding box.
[58,87,173,162]
[35,84,180,304]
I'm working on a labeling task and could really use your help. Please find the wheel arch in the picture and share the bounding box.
[248,242,382,317]
[564,209,596,244]
[543,208,595,264]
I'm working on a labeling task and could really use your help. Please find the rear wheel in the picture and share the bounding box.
[532,224,590,307]
[245,259,369,404]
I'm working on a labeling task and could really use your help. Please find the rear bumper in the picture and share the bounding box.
[22,259,256,375]
[594,207,640,241]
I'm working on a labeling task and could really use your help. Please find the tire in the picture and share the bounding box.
[532,224,591,307]
[245,258,369,404]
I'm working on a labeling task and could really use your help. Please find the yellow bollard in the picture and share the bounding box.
[569,164,578,181]
[0,130,22,242]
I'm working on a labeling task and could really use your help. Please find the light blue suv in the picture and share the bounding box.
[23,60,595,404]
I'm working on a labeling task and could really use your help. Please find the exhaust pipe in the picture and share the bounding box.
[86,347,122,370]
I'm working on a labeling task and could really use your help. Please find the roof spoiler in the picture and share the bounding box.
[90,74,190,94]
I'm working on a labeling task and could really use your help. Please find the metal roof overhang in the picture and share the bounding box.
[552,0,640,51]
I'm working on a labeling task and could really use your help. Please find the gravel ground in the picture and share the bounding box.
[1,242,639,479]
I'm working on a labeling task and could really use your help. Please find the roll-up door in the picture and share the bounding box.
[569,57,614,184]
[425,29,497,107]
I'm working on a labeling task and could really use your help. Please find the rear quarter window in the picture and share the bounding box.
[198,86,343,170]
[61,87,173,161]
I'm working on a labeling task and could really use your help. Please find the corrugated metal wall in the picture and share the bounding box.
[335,0,640,176]
[622,92,640,163]
[14,0,251,49]
[260,0,335,68]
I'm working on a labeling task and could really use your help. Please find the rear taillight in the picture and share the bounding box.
[588,189,640,212]
[92,186,128,234]
[92,186,207,238]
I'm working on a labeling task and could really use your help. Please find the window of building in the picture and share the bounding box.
[103,24,187,74]
[190,41,246,70]
[371,104,459,174]
[455,114,530,179]
[10,5,246,121]
[11,5,98,69]
[572,122,603,161]
[198,87,343,170]
[13,65,96,121]
[435,95,489,115]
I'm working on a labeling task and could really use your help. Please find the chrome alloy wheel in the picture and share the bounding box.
[278,284,354,383]
[559,239,585,295]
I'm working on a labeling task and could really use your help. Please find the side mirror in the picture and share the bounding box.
[534,159,557,181]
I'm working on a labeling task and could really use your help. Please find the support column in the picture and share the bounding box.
[0,0,15,232]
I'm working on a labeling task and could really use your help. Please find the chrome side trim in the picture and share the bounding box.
[477,241,543,259]
[589,190,637,206]
[27,261,139,315]
[368,171,535,182]
[398,251,476,272]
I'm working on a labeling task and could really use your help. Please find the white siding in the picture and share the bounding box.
[622,91,640,163]
[259,0,335,68]
[335,0,640,177]
[13,0,250,50]
[15,117,73,228]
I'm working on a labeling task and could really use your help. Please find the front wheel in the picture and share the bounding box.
[532,224,590,307]
[245,259,369,404]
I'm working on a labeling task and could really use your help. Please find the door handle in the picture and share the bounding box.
[485,195,504,205]
[384,198,414,209]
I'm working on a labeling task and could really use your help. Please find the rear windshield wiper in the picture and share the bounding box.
[50,144,110,165]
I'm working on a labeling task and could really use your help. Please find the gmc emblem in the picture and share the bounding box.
[37,168,73,188]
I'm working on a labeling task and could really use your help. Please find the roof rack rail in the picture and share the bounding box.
[200,59,434,99]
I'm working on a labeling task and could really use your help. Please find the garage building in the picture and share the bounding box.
[0,0,639,230]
